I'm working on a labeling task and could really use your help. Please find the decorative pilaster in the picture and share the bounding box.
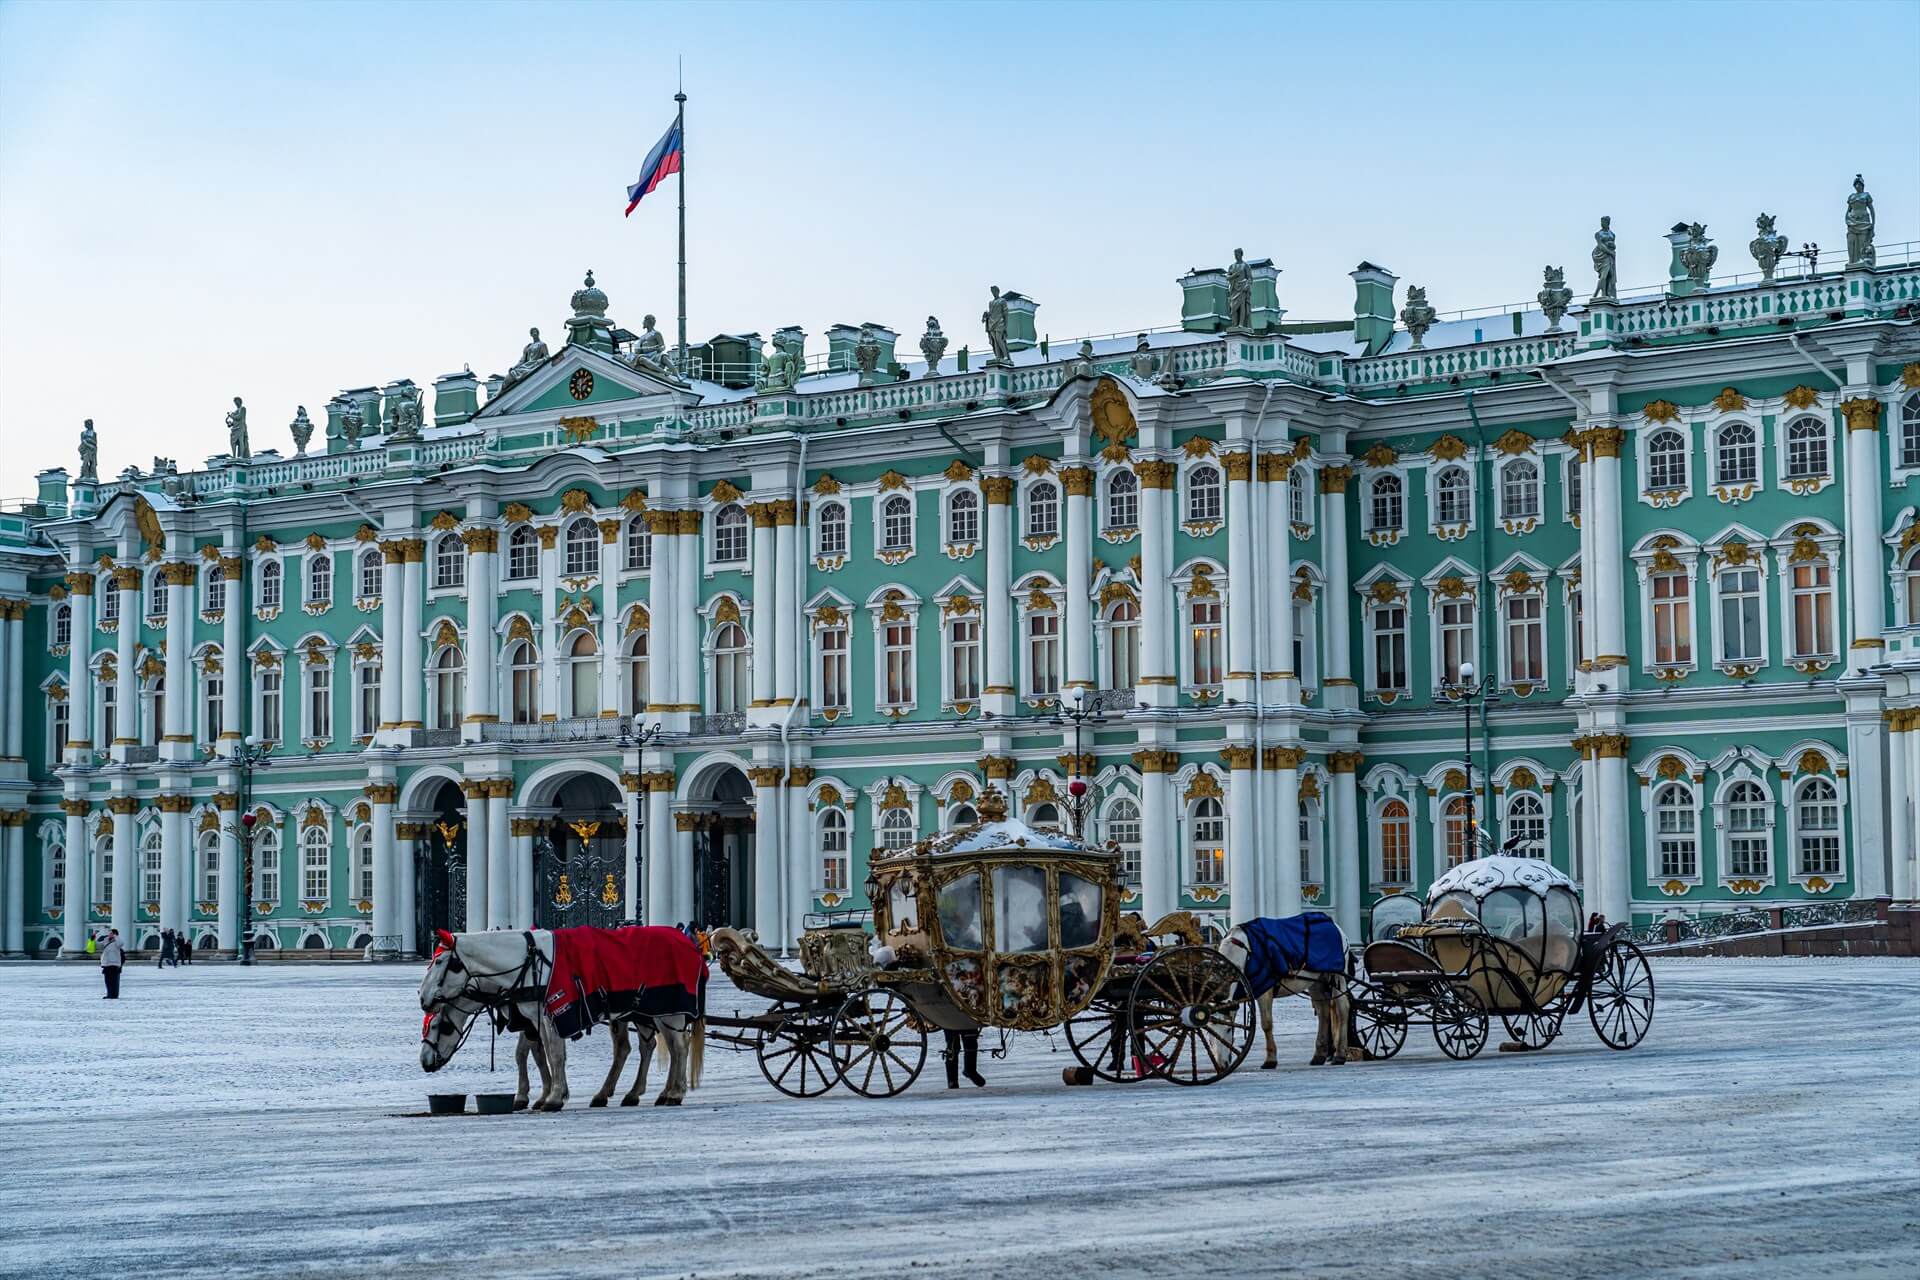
[1320,466,1354,699]
[1258,455,1294,698]
[645,511,678,724]
[486,778,511,929]
[0,599,24,760]
[1223,452,1255,702]
[1062,466,1094,690]
[1589,733,1632,924]
[394,822,422,955]
[749,505,779,711]
[1886,713,1912,902]
[463,528,499,734]
[749,765,783,941]
[597,518,622,717]
[510,816,541,928]
[1221,746,1260,915]
[1136,461,1177,707]
[461,779,489,930]
[377,540,408,737]
[773,499,800,708]
[161,562,194,756]
[1,810,27,955]
[213,790,238,953]
[61,796,89,953]
[1841,397,1885,654]
[106,793,137,940]
[399,541,425,729]
[63,572,95,764]
[112,566,139,755]
[365,782,398,956]
[982,475,1015,711]
[1266,746,1305,916]
[1587,427,1629,678]
[784,763,813,946]
[1132,748,1179,922]
[219,556,244,750]
[644,769,676,925]
[156,793,191,933]
[675,510,700,713]
[1328,750,1364,938]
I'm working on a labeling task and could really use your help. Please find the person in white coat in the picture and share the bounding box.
[99,929,125,999]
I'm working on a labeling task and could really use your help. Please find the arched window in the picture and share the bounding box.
[565,630,599,718]
[624,629,649,716]
[1500,459,1539,520]
[1378,799,1412,885]
[146,570,166,619]
[1190,594,1222,687]
[563,518,600,577]
[879,808,915,852]
[1443,794,1473,869]
[1646,429,1687,491]
[506,639,538,723]
[204,566,227,615]
[199,827,220,903]
[356,549,382,601]
[711,621,748,713]
[301,824,330,902]
[258,560,282,612]
[52,602,71,648]
[432,646,464,730]
[713,504,748,563]
[505,526,539,580]
[141,828,163,904]
[1785,416,1828,480]
[624,514,651,571]
[1290,466,1311,527]
[1794,777,1841,877]
[1190,797,1225,886]
[809,501,845,557]
[1026,602,1060,696]
[1716,422,1757,485]
[1106,470,1138,531]
[881,496,913,552]
[1368,474,1403,532]
[352,823,374,902]
[1106,599,1139,690]
[1104,798,1141,885]
[305,555,332,607]
[1654,781,1697,879]
[947,803,978,830]
[1902,394,1920,470]
[1026,481,1059,539]
[945,492,977,546]
[1505,792,1546,857]
[1187,465,1222,523]
[253,824,280,902]
[1030,802,1060,828]
[819,809,849,893]
[1726,780,1770,878]
[432,535,465,590]
[1434,467,1471,525]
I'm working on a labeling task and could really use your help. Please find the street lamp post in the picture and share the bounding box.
[232,734,271,965]
[1058,687,1101,840]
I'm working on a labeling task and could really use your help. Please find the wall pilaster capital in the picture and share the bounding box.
[65,571,97,595]
[105,796,139,815]
[1587,427,1626,459]
[1840,397,1882,432]
[981,476,1017,505]
[1135,461,1177,490]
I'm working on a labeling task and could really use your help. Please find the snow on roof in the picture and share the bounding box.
[1427,855,1577,902]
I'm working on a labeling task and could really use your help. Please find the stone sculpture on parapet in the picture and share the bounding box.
[1750,214,1788,283]
[1226,247,1252,331]
[1846,174,1875,269]
[919,317,947,377]
[78,419,98,482]
[984,286,1011,366]
[1591,216,1618,302]
[226,397,250,460]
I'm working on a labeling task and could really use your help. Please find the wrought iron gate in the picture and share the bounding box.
[535,818,627,930]
[417,819,467,946]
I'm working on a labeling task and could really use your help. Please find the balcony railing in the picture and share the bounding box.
[1087,688,1139,715]
[121,745,159,764]
[412,728,461,749]
[480,716,635,744]
[689,712,746,737]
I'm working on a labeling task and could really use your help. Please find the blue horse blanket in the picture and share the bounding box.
[1239,912,1344,997]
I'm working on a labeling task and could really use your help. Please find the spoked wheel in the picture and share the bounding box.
[1351,990,1410,1061]
[1588,939,1655,1050]
[1433,988,1489,1060]
[1500,1008,1563,1051]
[1065,998,1152,1082]
[829,988,928,1097]
[1127,946,1255,1085]
[756,1004,841,1098]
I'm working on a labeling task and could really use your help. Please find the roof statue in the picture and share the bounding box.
[854,324,881,386]
[1846,174,1875,268]
[632,313,667,374]
[918,316,947,377]
[1750,213,1788,283]
[1226,247,1252,331]
[1680,222,1717,285]
[1129,333,1157,381]
[78,418,97,483]
[226,397,250,460]
[339,401,364,447]
[1398,286,1437,350]
[983,285,1011,366]
[289,405,314,456]
[1591,215,1617,302]
[758,337,797,392]
[504,327,549,388]
[1536,266,1572,332]
[388,385,423,442]
[1073,339,1095,378]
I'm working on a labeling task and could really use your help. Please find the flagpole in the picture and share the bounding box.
[675,78,687,375]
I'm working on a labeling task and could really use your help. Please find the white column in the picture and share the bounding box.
[1595,746,1631,925]
[368,785,397,955]
[466,534,498,730]
[1271,752,1302,917]
[622,781,642,921]
[672,814,695,924]
[646,777,673,925]
[161,564,191,754]
[399,549,425,728]
[63,801,88,953]
[1589,430,1629,676]
[1321,468,1354,689]
[1887,717,1912,901]
[1329,754,1362,939]
[675,513,700,711]
[1842,685,1888,899]
[1264,460,1293,694]
[1224,454,1255,699]
[216,794,239,953]
[646,516,676,721]
[2,602,24,759]
[511,820,535,928]
[378,542,406,733]
[158,800,185,933]
[1843,398,1886,653]
[65,576,96,763]
[774,501,799,708]
[463,781,488,931]
[1137,753,1173,924]
[108,798,132,941]
[3,816,25,954]
[113,569,138,752]
[539,527,561,719]
[785,766,811,947]
[1063,466,1094,690]
[598,520,621,717]
[1226,751,1260,921]
[1907,709,1920,902]
[1137,465,1175,707]
[752,767,781,940]
[983,476,1014,708]
[750,506,777,710]
[219,556,244,749]
[396,824,419,955]
[486,783,510,929]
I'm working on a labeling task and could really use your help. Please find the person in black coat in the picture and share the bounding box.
[942,1029,985,1089]
[178,933,193,965]
[157,929,175,968]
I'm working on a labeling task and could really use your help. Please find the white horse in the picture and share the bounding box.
[1218,923,1354,1068]
[418,929,703,1110]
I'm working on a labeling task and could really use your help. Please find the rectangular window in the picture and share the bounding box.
[306,665,332,741]
[1790,562,1834,658]
[357,664,381,737]
[1373,605,1408,693]
[883,621,913,707]
[1189,599,1222,687]
[1378,804,1411,884]
[1191,811,1225,886]
[202,840,220,904]
[52,698,71,761]
[1658,802,1698,879]
[1651,572,1691,665]
[1569,588,1585,671]
[1728,802,1769,878]
[1028,612,1060,696]
[206,572,227,615]
[1504,595,1544,684]
[1566,456,1582,518]
[818,627,848,713]
[203,673,224,743]
[1718,567,1763,663]
[948,617,980,703]
[258,670,282,745]
[1438,599,1474,685]
[1109,613,1139,690]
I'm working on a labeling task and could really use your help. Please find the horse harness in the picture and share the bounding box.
[429,931,551,1048]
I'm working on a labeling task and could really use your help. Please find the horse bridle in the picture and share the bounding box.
[422,932,549,1056]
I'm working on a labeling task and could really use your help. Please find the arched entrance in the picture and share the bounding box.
[414,780,467,946]
[691,766,755,931]
[535,773,627,930]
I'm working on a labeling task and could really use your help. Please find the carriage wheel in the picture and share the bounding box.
[829,989,928,1097]
[1432,989,1489,1060]
[1351,990,1410,1061]
[1588,940,1655,1050]
[1127,947,1255,1085]
[1500,1008,1563,1051]
[1065,997,1154,1082]
[756,1005,841,1098]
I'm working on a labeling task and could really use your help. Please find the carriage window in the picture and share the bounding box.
[1370,893,1423,941]
[1057,872,1102,950]
[936,872,982,951]
[887,879,919,934]
[1430,890,1478,921]
[1479,888,1529,942]
[1543,888,1581,970]
[992,865,1049,953]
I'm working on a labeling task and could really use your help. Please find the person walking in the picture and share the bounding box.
[178,932,193,965]
[99,928,125,999]
[942,1028,986,1090]
[157,928,175,969]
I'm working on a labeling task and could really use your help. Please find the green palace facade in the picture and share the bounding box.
[2,186,1918,959]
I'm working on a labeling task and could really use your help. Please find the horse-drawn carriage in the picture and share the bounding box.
[1348,855,1655,1060]
[708,791,1256,1096]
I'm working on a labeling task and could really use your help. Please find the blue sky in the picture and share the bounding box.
[2,0,1916,492]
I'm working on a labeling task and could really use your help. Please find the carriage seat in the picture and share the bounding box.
[1362,939,1444,984]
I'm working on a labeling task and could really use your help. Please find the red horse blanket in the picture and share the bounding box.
[544,926,706,1039]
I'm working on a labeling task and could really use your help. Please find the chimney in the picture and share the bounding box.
[826,323,898,373]
[1350,262,1399,355]
[1000,292,1039,353]
[432,371,481,426]
[36,468,70,515]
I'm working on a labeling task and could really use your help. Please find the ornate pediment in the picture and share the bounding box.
[474,347,688,422]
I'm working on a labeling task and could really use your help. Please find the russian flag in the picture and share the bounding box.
[625,120,683,216]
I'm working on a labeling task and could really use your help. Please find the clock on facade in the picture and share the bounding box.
[568,369,594,401]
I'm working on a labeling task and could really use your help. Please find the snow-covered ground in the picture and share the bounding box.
[3,957,1917,1279]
